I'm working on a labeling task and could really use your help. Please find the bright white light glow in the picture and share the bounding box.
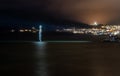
[94,22,98,25]
[19,29,24,32]
[39,25,42,42]
[73,31,77,34]
[113,31,119,35]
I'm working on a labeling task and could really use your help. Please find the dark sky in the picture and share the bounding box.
[0,0,120,24]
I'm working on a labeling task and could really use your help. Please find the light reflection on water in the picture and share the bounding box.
[34,42,48,76]
[1,41,120,76]
[32,42,120,76]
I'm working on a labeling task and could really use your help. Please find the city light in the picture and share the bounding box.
[56,24,120,36]
[11,29,15,32]
[94,22,98,26]
[19,29,24,32]
[13,27,38,33]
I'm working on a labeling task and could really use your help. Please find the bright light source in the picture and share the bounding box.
[25,29,28,32]
[19,29,24,32]
[73,31,77,34]
[94,22,98,25]
[114,31,119,35]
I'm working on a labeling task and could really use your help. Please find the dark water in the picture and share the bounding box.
[0,42,120,76]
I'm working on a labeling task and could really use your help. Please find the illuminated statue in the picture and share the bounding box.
[39,25,42,42]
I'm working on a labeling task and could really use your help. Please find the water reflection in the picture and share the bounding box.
[34,42,48,76]
[1,42,120,76]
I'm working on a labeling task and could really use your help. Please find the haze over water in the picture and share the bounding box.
[1,41,120,76]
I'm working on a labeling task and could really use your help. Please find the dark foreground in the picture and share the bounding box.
[0,41,120,76]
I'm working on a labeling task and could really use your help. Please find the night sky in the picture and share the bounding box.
[0,0,120,25]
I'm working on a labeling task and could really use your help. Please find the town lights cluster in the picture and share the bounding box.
[56,24,120,36]
[10,27,38,33]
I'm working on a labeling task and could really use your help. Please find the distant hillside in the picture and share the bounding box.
[0,11,91,28]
